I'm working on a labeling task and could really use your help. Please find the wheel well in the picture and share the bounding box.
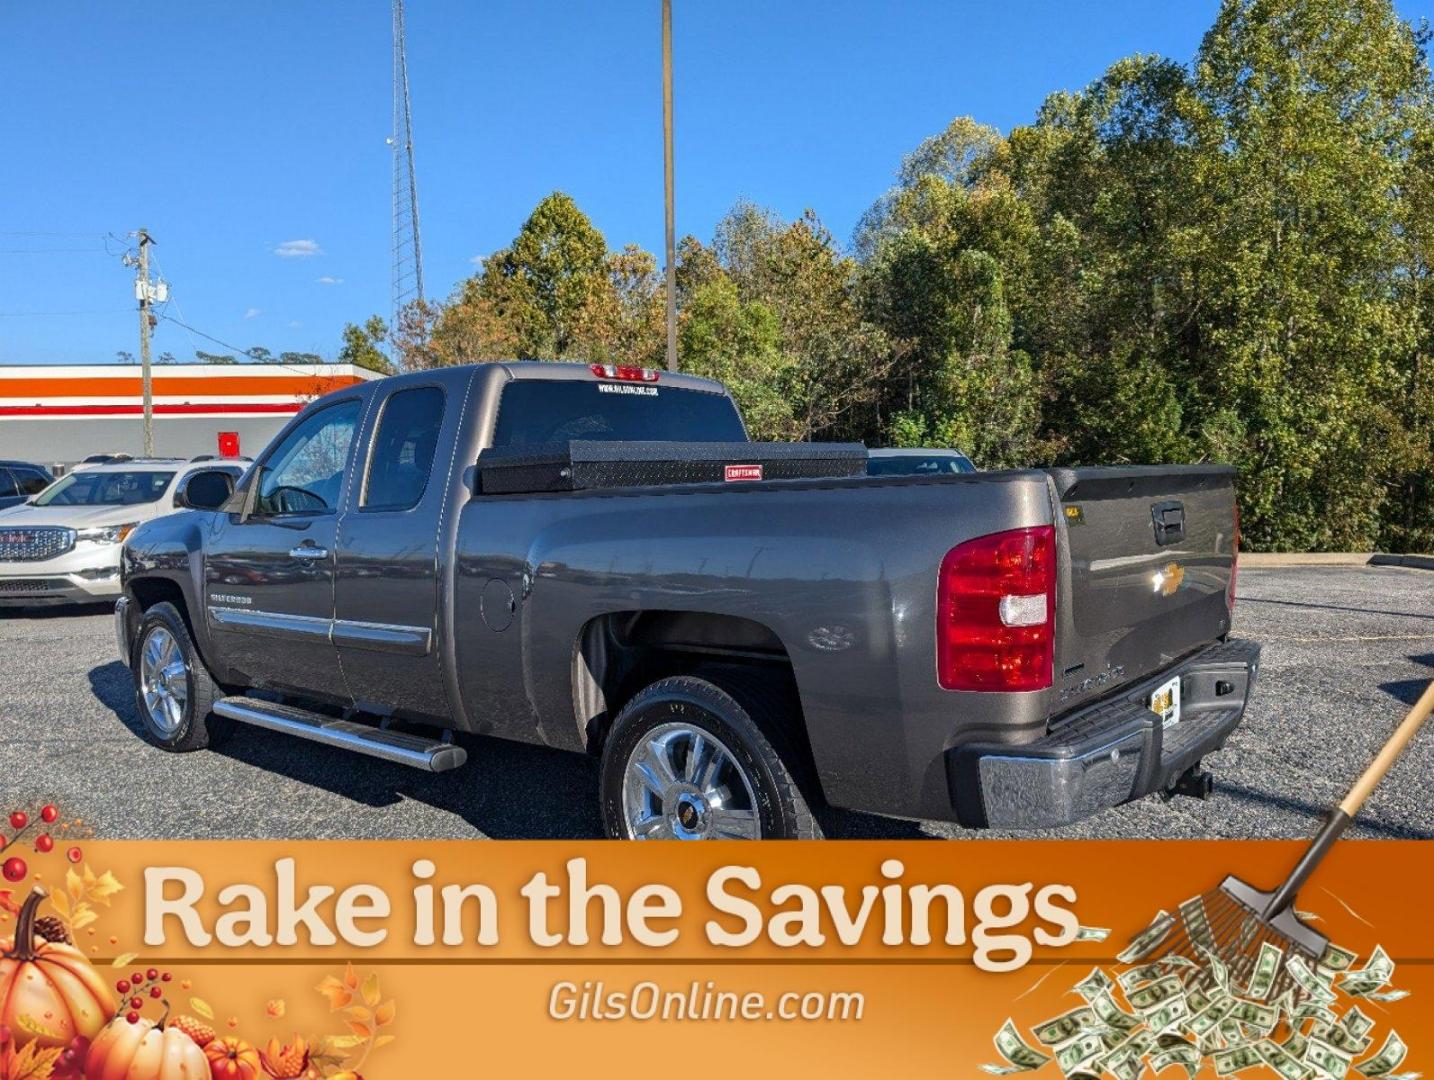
[128,577,196,647]
[573,610,810,757]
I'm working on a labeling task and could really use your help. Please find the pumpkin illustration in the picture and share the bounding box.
[85,1013,209,1080]
[204,1036,263,1080]
[0,887,115,1050]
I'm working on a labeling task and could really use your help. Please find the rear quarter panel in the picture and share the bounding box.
[452,472,1056,820]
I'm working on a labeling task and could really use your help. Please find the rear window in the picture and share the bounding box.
[491,380,746,447]
[867,453,975,476]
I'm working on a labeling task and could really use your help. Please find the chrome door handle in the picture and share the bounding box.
[289,545,329,560]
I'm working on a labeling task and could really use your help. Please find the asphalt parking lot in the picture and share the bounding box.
[1,565,1430,840]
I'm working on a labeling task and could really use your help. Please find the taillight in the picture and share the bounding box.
[590,363,660,383]
[1227,500,1240,614]
[937,525,1056,692]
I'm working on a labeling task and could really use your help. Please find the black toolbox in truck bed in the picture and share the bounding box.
[476,440,869,495]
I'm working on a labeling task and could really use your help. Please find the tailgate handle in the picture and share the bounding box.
[1151,500,1185,546]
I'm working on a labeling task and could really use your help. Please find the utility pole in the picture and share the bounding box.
[662,0,677,371]
[136,229,155,456]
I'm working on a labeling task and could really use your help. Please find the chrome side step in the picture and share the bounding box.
[213,697,467,772]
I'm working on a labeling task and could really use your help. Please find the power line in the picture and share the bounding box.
[0,247,107,254]
[154,313,327,377]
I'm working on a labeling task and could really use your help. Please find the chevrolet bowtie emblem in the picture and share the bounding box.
[1152,562,1185,596]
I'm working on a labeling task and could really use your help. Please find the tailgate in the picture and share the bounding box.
[1047,465,1237,716]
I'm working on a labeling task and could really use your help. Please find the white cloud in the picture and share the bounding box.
[288,320,302,329]
[315,275,344,285]
[243,307,261,320]
[468,254,485,266]
[275,239,322,258]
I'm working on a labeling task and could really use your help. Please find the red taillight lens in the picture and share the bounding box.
[937,525,1056,692]
[590,363,660,383]
[1227,500,1240,614]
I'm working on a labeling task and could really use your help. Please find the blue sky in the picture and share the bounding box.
[3,1,1431,365]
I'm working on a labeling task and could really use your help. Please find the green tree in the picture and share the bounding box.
[195,350,236,365]
[337,316,395,374]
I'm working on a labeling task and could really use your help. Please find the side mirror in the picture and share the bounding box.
[175,469,236,511]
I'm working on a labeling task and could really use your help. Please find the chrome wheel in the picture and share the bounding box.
[139,626,188,736]
[622,722,761,840]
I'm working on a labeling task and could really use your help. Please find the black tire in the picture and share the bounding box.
[599,673,822,840]
[131,602,231,752]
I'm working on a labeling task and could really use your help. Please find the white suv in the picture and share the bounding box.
[0,459,245,607]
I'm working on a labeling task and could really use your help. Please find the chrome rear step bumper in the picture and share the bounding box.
[948,638,1261,829]
[214,697,467,772]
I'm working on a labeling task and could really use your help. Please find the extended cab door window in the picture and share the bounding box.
[255,400,361,516]
[361,386,444,512]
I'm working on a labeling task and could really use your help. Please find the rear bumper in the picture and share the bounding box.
[948,638,1261,829]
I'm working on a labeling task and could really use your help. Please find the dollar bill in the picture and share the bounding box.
[1120,962,1172,992]
[1199,945,1233,993]
[1313,1019,1372,1056]
[1307,1037,1354,1079]
[1090,990,1141,1034]
[1128,974,1185,1014]
[1288,955,1339,1005]
[1146,995,1191,1034]
[1118,911,1176,964]
[1340,947,1394,997]
[1188,997,1237,1039]
[1073,967,1114,1002]
[1214,1044,1264,1076]
[984,1019,1053,1075]
[1076,925,1112,942]
[1228,999,1279,1034]
[1034,1006,1099,1047]
[1246,941,1284,1001]
[1179,895,1217,952]
[1363,989,1409,1003]
[1295,1001,1339,1028]
[1152,1043,1201,1079]
[1056,1032,1107,1076]
[1259,1038,1313,1080]
[1355,1032,1407,1078]
[1187,985,1212,1014]
[1283,1031,1310,1059]
[1343,1008,1375,1040]
[1319,943,1358,973]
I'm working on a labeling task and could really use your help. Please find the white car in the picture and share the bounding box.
[0,458,245,607]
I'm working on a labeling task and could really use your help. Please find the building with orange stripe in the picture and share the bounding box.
[0,363,383,465]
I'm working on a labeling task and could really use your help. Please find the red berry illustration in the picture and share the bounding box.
[129,996,143,1010]
[132,971,143,985]
[146,967,159,981]
[2,856,26,882]
[126,1011,140,1024]
[150,986,162,999]
[66,846,83,864]
[35,834,54,853]
[40,805,58,824]
[161,972,172,982]
[9,811,27,830]
[116,979,130,994]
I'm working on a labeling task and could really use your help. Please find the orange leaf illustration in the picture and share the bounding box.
[265,999,286,1019]
[345,1020,372,1040]
[343,963,359,990]
[374,1000,396,1027]
[316,976,353,1011]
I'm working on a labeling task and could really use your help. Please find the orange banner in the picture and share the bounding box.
[0,840,1427,1078]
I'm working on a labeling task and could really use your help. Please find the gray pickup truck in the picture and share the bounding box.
[116,361,1257,839]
